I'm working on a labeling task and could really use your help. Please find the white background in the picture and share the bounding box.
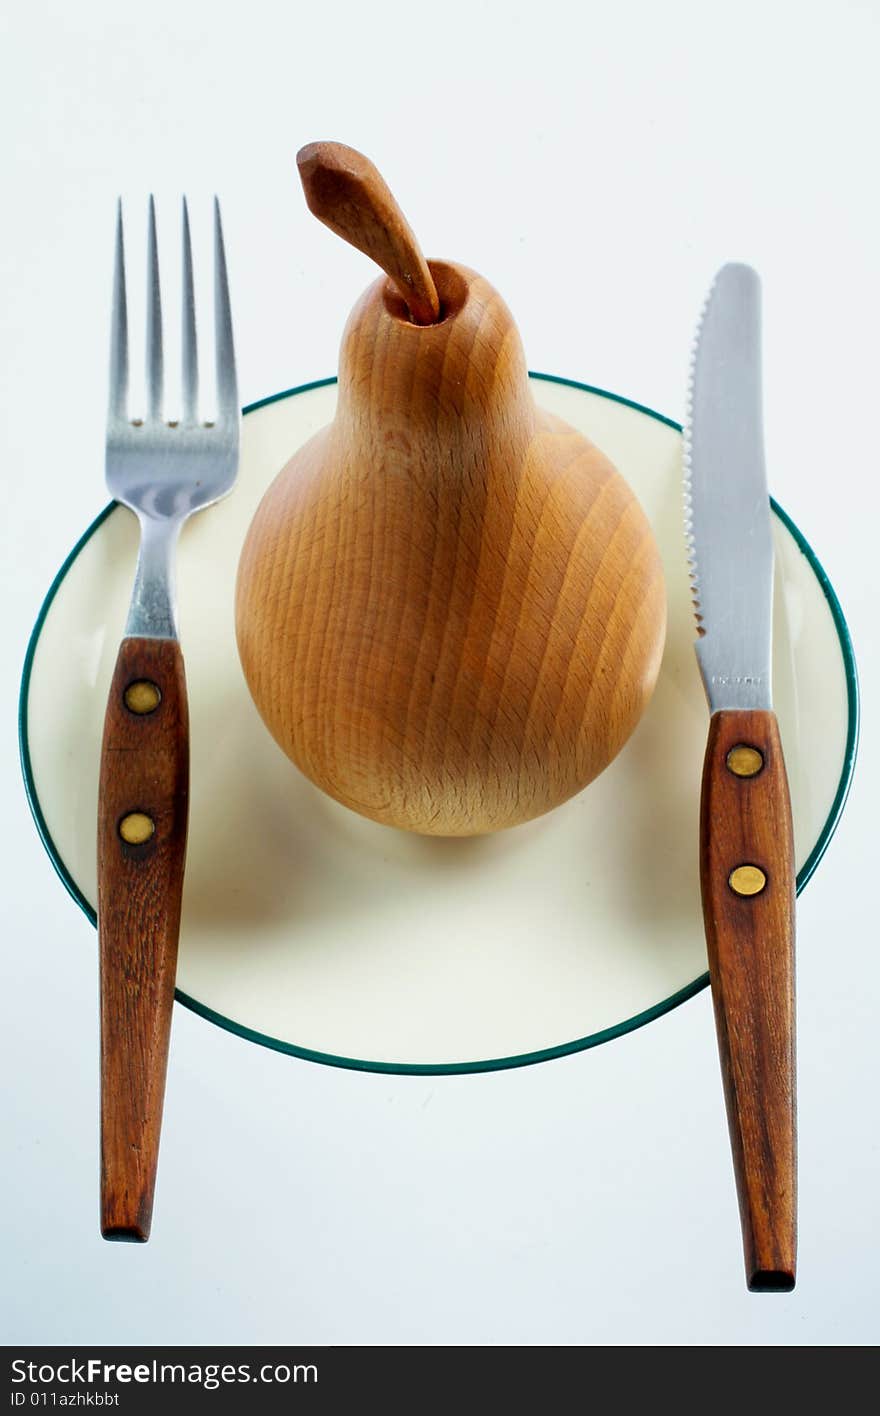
[2,0,877,1347]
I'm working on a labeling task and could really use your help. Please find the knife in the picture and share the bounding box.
[685,262,796,1291]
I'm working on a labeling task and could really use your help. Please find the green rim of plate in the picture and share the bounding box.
[18,373,860,1076]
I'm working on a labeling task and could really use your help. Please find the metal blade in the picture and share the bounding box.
[684,262,774,713]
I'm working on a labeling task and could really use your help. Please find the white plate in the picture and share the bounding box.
[21,376,858,1072]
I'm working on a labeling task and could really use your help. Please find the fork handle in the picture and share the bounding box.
[98,635,188,1241]
[700,709,796,1290]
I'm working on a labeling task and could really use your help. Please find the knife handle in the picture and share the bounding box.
[97,636,189,1241]
[700,708,796,1290]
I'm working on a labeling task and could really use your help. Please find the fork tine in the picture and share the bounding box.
[146,195,163,421]
[181,198,198,423]
[108,199,128,422]
[213,197,238,425]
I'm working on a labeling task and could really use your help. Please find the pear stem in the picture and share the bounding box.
[297,141,440,325]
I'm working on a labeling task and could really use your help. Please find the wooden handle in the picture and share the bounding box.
[97,636,189,1241]
[297,140,440,325]
[700,709,796,1290]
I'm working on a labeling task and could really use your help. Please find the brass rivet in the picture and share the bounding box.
[119,812,155,845]
[124,680,162,715]
[729,864,767,897]
[727,744,764,777]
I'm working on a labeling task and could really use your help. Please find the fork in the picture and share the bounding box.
[98,197,239,1241]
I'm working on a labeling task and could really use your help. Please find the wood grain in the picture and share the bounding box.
[97,636,188,1241]
[236,262,666,835]
[297,141,440,325]
[700,708,796,1290]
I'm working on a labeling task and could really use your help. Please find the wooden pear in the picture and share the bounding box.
[235,143,666,836]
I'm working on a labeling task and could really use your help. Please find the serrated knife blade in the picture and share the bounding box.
[686,263,797,1294]
[686,262,774,712]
